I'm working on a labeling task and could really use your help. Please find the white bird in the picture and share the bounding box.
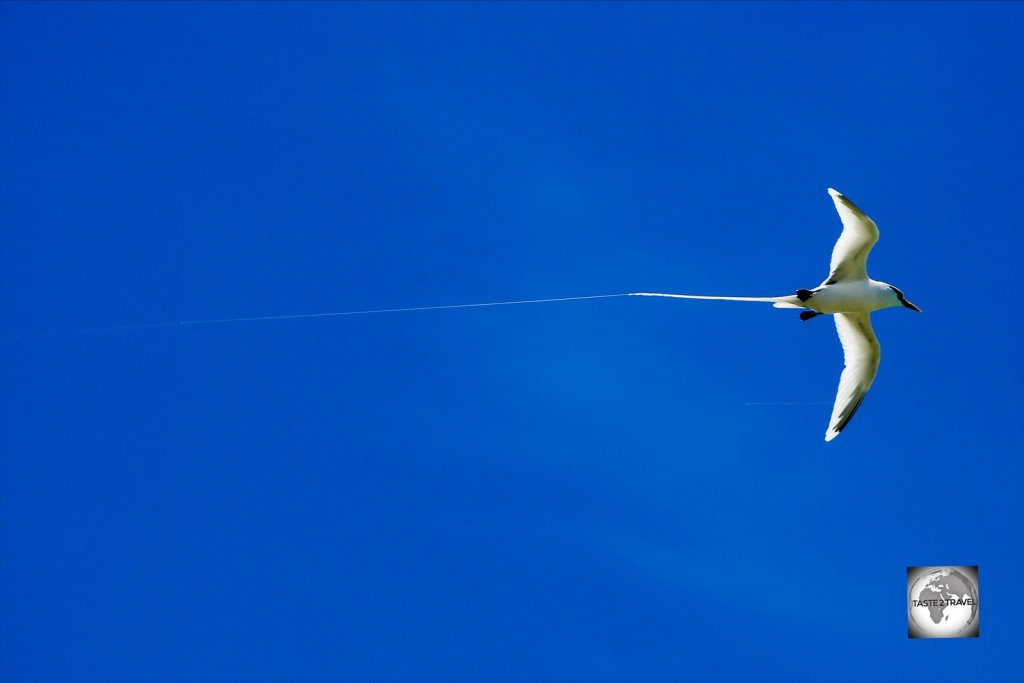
[633,188,921,441]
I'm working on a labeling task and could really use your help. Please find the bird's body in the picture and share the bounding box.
[633,187,920,441]
[797,280,905,314]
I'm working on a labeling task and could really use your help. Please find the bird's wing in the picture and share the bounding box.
[824,188,879,284]
[825,312,881,442]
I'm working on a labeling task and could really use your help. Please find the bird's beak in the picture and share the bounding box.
[903,300,922,312]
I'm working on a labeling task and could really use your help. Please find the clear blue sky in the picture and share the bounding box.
[2,3,1022,682]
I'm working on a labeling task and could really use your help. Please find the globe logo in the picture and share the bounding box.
[907,566,979,638]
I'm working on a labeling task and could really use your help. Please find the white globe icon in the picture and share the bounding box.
[908,568,978,637]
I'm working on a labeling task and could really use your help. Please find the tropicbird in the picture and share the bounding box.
[0,188,918,442]
[635,188,920,441]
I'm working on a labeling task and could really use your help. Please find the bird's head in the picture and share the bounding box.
[888,285,922,312]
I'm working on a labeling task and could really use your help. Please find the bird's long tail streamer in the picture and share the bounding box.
[631,292,788,303]
[1,291,790,341]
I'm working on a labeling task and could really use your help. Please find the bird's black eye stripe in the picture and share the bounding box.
[890,286,905,301]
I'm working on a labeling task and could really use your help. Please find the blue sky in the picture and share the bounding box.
[1,2,1022,682]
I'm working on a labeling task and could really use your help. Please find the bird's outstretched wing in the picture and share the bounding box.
[824,188,879,284]
[826,312,881,442]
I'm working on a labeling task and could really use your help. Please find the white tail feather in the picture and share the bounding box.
[631,292,805,308]
[5,290,809,341]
